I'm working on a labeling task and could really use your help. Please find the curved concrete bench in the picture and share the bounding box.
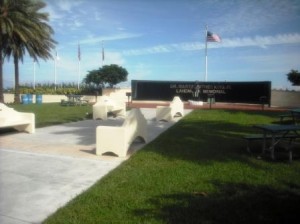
[156,96,184,121]
[96,108,147,157]
[0,103,35,133]
[93,96,126,120]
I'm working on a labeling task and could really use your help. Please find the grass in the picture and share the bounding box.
[35,108,300,224]
[2,104,299,223]
[10,103,93,127]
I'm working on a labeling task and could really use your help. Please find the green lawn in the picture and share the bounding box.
[10,103,93,127]
[35,108,300,224]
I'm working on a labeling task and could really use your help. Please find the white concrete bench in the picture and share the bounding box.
[93,96,126,120]
[0,103,35,133]
[156,96,184,121]
[96,108,147,157]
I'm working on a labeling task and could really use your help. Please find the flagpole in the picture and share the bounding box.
[102,40,104,67]
[205,25,208,82]
[78,60,80,89]
[78,43,81,90]
[54,51,57,91]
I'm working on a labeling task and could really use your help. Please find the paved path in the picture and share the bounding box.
[0,108,191,224]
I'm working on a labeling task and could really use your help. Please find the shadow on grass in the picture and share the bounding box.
[133,182,300,224]
[142,109,297,164]
[144,120,255,162]
[41,109,300,223]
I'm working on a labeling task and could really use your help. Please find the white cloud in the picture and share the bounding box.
[73,20,83,28]
[208,0,300,36]
[221,33,300,49]
[55,0,83,12]
[78,33,143,45]
[128,63,152,81]
[94,11,102,21]
[239,52,300,73]
[102,52,126,66]
[43,3,63,22]
[44,0,85,32]
[122,33,300,56]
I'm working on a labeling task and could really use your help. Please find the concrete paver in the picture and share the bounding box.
[0,108,191,223]
[0,150,121,224]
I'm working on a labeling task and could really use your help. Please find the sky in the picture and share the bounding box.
[3,0,300,90]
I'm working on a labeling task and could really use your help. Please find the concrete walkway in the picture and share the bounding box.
[0,108,191,224]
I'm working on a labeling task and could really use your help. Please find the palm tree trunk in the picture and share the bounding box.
[0,51,4,103]
[14,55,20,104]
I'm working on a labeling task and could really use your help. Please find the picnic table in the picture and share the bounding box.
[279,108,300,124]
[290,108,300,124]
[61,95,88,106]
[253,124,300,160]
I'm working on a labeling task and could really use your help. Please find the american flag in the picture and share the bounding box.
[207,31,221,42]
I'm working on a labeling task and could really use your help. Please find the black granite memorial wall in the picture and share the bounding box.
[131,80,271,106]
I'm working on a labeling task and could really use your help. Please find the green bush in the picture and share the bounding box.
[5,83,99,95]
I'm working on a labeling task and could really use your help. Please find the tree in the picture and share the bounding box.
[0,0,56,103]
[101,64,128,87]
[84,69,105,89]
[84,64,128,88]
[287,69,300,86]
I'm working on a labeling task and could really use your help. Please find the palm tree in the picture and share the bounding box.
[0,0,18,103]
[0,49,4,103]
[0,0,56,103]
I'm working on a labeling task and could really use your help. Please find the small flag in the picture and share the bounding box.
[207,31,221,42]
[78,44,81,61]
